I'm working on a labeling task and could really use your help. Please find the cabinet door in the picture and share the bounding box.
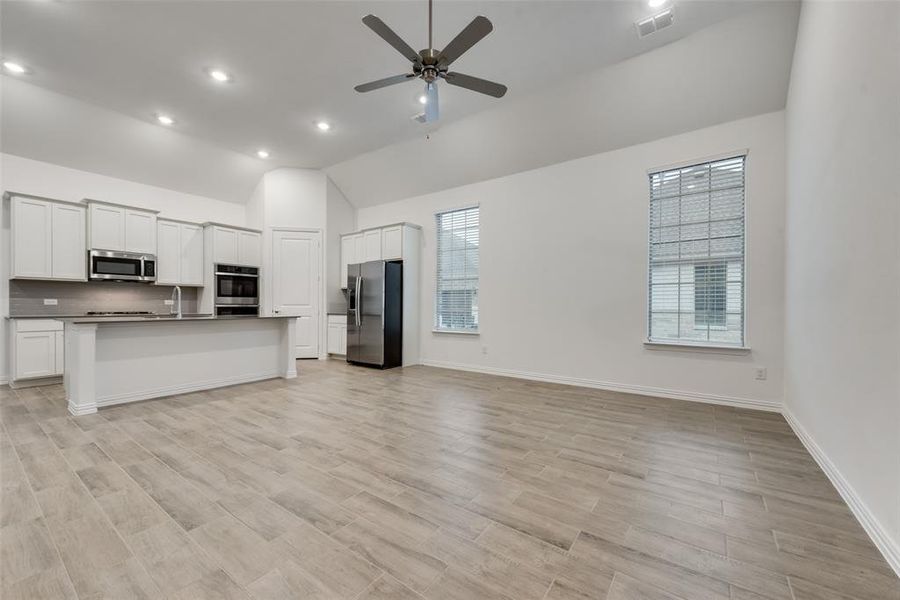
[54,331,65,376]
[156,220,181,284]
[51,203,87,280]
[11,197,52,278]
[90,204,126,251]
[381,226,402,260]
[340,235,354,289]
[363,230,382,262]
[213,227,239,264]
[327,325,342,354]
[15,332,56,380]
[125,209,157,254]
[353,234,365,265]
[180,224,204,285]
[238,231,261,266]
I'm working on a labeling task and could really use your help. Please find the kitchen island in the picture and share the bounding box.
[63,315,297,416]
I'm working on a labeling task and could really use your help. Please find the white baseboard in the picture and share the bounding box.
[783,408,900,578]
[94,370,283,409]
[420,360,780,412]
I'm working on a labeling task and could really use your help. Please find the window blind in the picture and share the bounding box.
[648,155,745,346]
[435,206,479,331]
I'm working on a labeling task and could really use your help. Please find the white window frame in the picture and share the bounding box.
[433,205,480,334]
[644,151,750,353]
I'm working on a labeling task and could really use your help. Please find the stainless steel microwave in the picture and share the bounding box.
[89,250,157,282]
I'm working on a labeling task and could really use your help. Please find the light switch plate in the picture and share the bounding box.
[43,299,58,306]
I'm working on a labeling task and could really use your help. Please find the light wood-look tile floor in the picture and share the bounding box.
[1,359,897,599]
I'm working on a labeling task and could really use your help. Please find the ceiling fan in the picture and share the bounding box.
[354,0,507,123]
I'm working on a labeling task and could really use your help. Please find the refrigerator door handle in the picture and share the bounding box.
[356,276,362,327]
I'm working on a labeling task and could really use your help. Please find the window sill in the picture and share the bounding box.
[644,340,751,355]
[433,329,480,336]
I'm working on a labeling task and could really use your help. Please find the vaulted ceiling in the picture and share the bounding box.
[0,1,799,205]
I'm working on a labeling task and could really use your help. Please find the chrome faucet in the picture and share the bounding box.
[170,286,182,319]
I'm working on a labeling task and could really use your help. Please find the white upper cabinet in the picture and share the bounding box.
[381,225,402,260]
[88,203,126,251]
[124,209,157,254]
[363,229,382,262]
[209,225,260,266]
[180,224,204,285]
[212,226,239,264]
[238,230,262,267]
[157,219,204,286]
[51,203,87,280]
[11,196,52,278]
[340,235,355,289]
[87,201,157,253]
[340,224,419,288]
[10,194,86,281]
[156,220,181,284]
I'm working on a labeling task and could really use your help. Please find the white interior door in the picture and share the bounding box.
[272,230,321,359]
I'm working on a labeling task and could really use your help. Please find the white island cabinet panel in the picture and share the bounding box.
[65,317,297,416]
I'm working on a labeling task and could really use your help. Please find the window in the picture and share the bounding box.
[435,206,479,332]
[648,155,745,346]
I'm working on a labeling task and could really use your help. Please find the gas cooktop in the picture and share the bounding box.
[85,311,156,316]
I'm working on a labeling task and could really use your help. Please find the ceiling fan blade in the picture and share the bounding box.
[354,73,415,93]
[424,82,439,122]
[443,72,507,98]
[362,15,421,64]
[438,16,493,67]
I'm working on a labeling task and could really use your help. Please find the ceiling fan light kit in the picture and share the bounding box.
[354,0,507,123]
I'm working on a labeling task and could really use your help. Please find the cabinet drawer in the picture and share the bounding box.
[14,319,64,333]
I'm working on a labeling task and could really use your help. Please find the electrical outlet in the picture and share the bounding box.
[164,299,174,306]
[43,299,58,306]
[755,367,768,381]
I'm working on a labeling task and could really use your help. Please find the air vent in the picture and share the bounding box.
[636,9,675,38]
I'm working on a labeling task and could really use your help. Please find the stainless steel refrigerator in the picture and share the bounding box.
[347,260,403,369]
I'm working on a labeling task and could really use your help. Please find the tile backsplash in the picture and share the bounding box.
[9,280,199,316]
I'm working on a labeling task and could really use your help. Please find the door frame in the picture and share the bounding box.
[269,227,325,360]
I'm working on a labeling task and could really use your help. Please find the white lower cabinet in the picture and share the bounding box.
[11,320,65,381]
[327,314,347,355]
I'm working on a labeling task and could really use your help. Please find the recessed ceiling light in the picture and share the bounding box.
[256,149,270,159]
[418,95,428,105]
[207,68,231,83]
[3,61,28,74]
[316,121,331,132]
[156,114,175,126]
[648,0,668,7]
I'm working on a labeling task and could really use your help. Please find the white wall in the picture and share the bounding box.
[0,152,248,382]
[784,0,900,573]
[358,111,786,409]
[325,179,355,311]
